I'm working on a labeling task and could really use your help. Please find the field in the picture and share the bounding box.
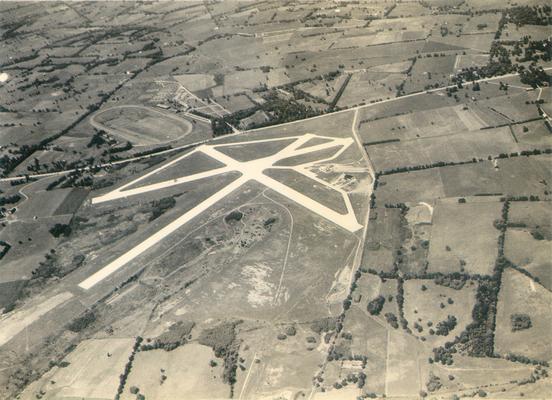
[174,73,217,92]
[121,343,228,400]
[511,120,552,150]
[376,155,552,205]
[505,201,552,290]
[338,71,406,108]
[359,104,488,144]
[361,207,403,273]
[403,55,458,94]
[0,220,62,283]
[19,338,134,400]
[15,187,79,219]
[427,200,501,275]
[386,331,424,397]
[494,268,552,361]
[367,127,519,172]
[1,1,552,399]
[234,321,327,399]
[403,279,478,347]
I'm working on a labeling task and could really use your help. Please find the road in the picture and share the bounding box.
[2,67,550,184]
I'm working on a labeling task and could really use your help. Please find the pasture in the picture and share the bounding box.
[19,338,134,400]
[427,200,501,275]
[121,343,228,400]
[495,268,552,361]
[403,279,478,347]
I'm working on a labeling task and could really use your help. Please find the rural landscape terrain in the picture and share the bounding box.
[0,1,551,399]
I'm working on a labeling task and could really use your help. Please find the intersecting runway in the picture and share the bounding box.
[79,133,363,290]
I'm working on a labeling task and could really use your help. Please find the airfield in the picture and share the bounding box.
[1,1,551,400]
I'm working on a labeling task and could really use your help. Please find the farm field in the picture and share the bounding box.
[376,155,552,205]
[121,343,229,400]
[427,200,502,275]
[1,1,551,399]
[367,127,519,172]
[19,338,135,400]
[494,268,552,361]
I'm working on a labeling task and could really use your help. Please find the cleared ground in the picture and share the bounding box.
[19,338,134,400]
[427,200,501,275]
[495,268,552,361]
[121,343,228,400]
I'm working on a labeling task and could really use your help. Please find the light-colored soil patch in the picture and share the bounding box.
[0,292,73,347]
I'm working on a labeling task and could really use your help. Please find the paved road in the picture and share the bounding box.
[2,67,550,184]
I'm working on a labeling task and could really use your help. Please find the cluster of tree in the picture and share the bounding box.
[148,196,176,222]
[519,65,551,88]
[53,171,94,189]
[66,309,96,333]
[385,312,399,329]
[435,315,458,336]
[396,278,409,331]
[224,210,243,223]
[505,194,541,202]
[505,353,549,367]
[141,321,195,352]
[198,321,242,394]
[0,240,10,260]
[519,40,552,63]
[367,295,385,315]
[114,336,143,400]
[380,158,476,176]
[0,193,21,206]
[507,5,552,26]
[132,145,171,157]
[87,131,107,148]
[309,317,337,334]
[328,73,351,110]
[383,202,409,211]
[333,371,367,390]
[431,341,457,365]
[496,147,552,160]
[434,274,467,290]
[459,278,501,357]
[510,313,532,331]
[31,252,62,281]
[46,175,67,191]
[49,223,72,238]
[426,373,442,392]
[103,141,133,155]
[211,106,258,136]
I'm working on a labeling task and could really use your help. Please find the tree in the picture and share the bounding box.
[511,314,532,331]
[367,295,385,315]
